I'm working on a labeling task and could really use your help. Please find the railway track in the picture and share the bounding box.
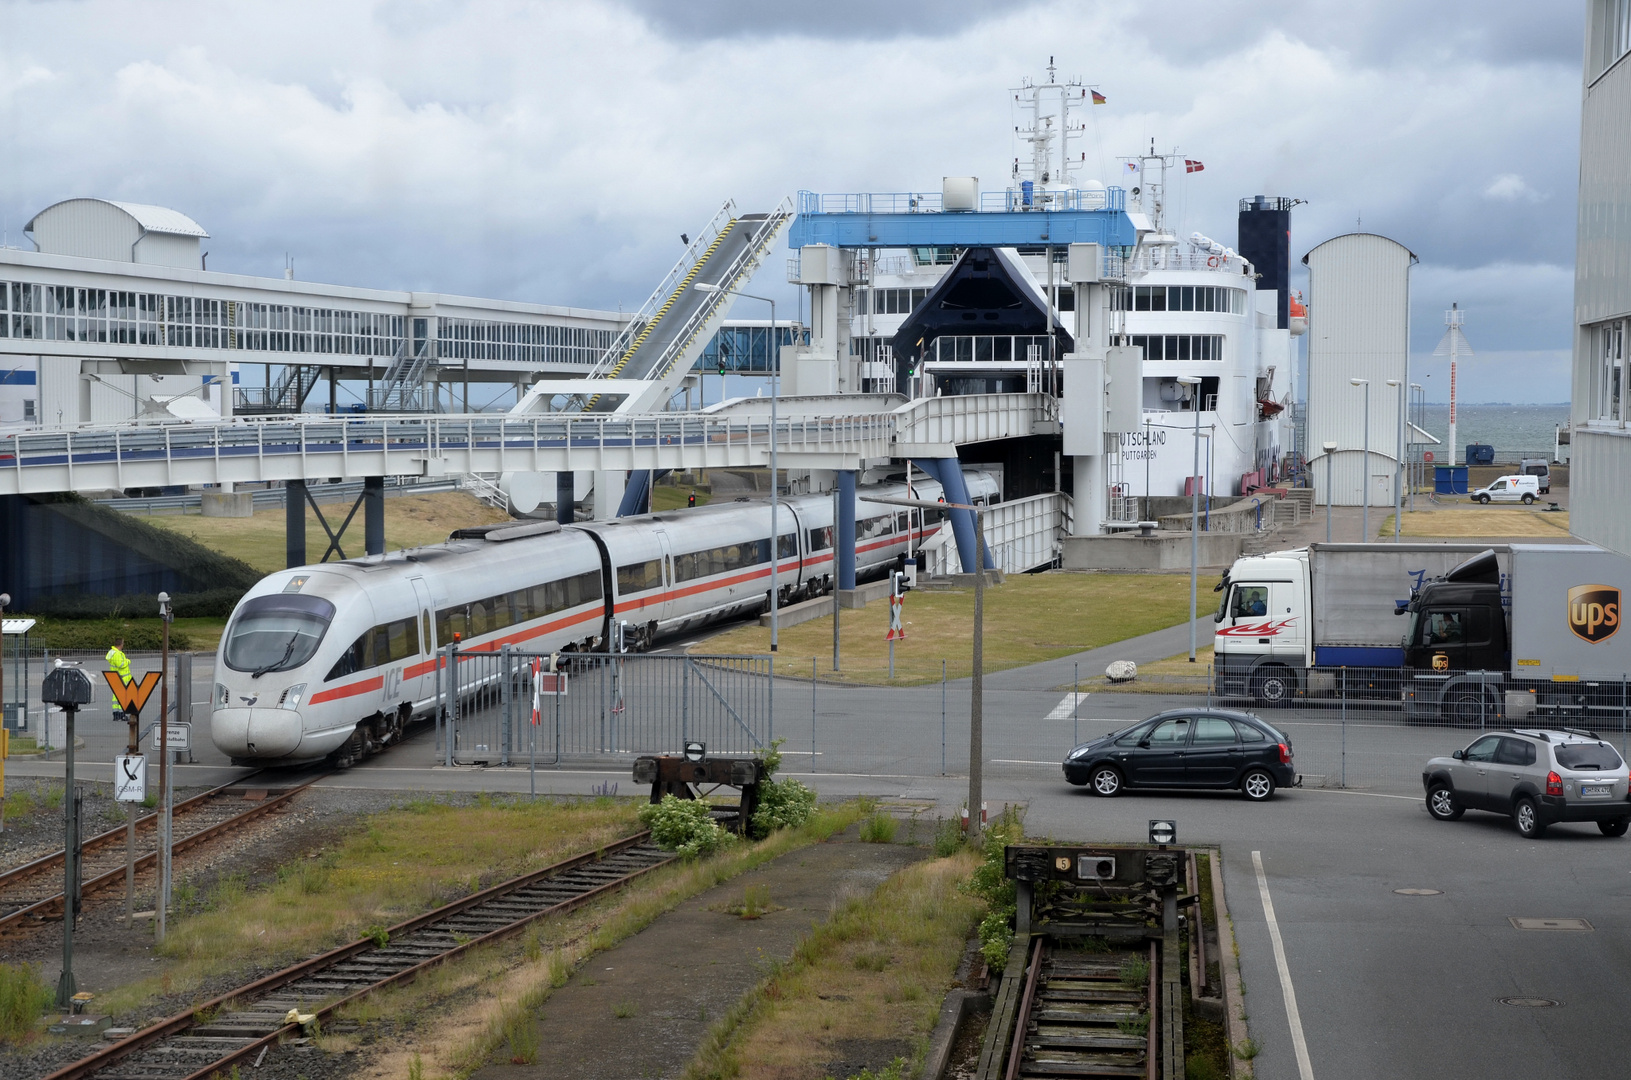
[45,832,674,1080]
[0,771,316,933]
[1004,938,1159,1080]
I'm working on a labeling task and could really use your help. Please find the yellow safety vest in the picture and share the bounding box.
[106,645,132,683]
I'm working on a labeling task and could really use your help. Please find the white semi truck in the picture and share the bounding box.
[1213,543,1631,724]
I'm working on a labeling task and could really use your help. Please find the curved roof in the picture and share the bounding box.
[1300,232,1416,265]
[25,198,209,238]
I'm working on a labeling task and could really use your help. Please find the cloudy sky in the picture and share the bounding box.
[0,0,1586,402]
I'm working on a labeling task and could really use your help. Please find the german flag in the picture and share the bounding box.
[1090,89,1107,105]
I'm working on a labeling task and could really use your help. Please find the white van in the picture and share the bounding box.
[1471,474,1541,505]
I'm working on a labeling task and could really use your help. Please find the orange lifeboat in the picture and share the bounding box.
[1289,292,1308,336]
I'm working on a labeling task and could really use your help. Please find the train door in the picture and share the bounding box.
[410,577,436,704]
[650,527,676,625]
[778,505,803,601]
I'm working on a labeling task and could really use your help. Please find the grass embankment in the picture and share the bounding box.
[683,849,984,1080]
[652,485,714,511]
[1063,646,1215,696]
[96,794,641,1018]
[1381,507,1571,538]
[16,615,225,652]
[701,572,1195,686]
[147,491,509,575]
[350,800,870,1080]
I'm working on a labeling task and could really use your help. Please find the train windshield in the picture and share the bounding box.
[223,594,337,676]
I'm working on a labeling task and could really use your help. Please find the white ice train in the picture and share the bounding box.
[212,470,1000,766]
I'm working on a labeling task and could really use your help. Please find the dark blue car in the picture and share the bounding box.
[1062,708,1298,801]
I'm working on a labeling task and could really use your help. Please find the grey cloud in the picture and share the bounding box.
[610,0,1048,40]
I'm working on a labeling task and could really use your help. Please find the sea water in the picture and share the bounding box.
[1407,403,1569,461]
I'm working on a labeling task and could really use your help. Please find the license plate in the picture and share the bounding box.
[1581,785,1611,799]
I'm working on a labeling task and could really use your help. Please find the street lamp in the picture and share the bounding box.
[0,591,8,744]
[1351,378,1370,542]
[1387,379,1404,541]
[1409,383,1423,512]
[156,591,172,943]
[695,283,781,652]
[1322,441,1338,542]
[1177,376,1202,662]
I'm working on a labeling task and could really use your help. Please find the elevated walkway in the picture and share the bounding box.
[515,199,792,417]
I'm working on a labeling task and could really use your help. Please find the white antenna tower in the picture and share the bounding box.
[1012,56,1090,193]
[1432,303,1474,466]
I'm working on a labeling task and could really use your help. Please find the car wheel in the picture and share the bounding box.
[1477,493,1490,504]
[1252,666,1294,706]
[1600,818,1630,837]
[1514,796,1547,838]
[1522,493,1535,505]
[1427,784,1465,821]
[1090,765,1123,797]
[1241,768,1276,802]
[1446,689,1491,726]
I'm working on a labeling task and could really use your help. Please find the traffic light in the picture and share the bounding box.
[687,491,697,507]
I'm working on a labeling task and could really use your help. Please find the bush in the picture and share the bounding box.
[859,813,898,843]
[748,738,817,839]
[964,805,1026,971]
[0,962,53,1045]
[18,617,193,651]
[638,794,736,859]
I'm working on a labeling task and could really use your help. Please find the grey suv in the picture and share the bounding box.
[1421,728,1631,838]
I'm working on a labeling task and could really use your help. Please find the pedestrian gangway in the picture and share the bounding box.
[516,199,793,418]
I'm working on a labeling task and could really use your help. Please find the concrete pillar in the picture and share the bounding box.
[1073,455,1105,536]
[593,470,626,521]
[556,472,575,525]
[286,479,307,568]
[837,469,857,591]
[364,476,385,555]
[617,471,651,517]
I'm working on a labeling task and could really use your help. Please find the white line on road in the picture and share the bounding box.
[1045,692,1089,720]
[1253,850,1316,1080]
[990,759,1060,766]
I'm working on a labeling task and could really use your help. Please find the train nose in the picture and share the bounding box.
[210,708,303,759]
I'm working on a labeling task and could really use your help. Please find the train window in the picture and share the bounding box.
[221,594,335,674]
[896,512,909,533]
[489,594,514,632]
[618,559,664,594]
[422,612,431,653]
[469,600,491,636]
[808,526,832,552]
[859,515,891,539]
[387,619,415,663]
[325,633,368,681]
[778,533,797,560]
[570,571,601,606]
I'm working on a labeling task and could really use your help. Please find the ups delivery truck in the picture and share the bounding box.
[1213,543,1631,724]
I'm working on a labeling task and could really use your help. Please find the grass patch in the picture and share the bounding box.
[651,486,713,511]
[1383,507,1570,538]
[344,800,868,1080]
[1061,646,1214,696]
[701,571,1195,685]
[859,813,899,844]
[680,849,985,1080]
[146,491,510,575]
[0,962,55,1045]
[95,795,641,1018]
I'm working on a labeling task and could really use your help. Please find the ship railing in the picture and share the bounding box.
[796,187,1127,216]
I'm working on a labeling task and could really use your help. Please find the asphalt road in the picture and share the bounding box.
[13,622,1631,1079]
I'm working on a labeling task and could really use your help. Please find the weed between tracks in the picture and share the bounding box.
[95,795,639,1019]
[346,801,868,1080]
[679,849,984,1080]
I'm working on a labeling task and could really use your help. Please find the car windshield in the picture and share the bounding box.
[222,595,336,676]
[1555,742,1624,771]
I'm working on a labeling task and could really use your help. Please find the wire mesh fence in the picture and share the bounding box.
[435,647,774,766]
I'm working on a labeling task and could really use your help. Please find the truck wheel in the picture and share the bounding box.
[1476,493,1491,504]
[1514,797,1547,839]
[1600,818,1629,837]
[1242,769,1276,801]
[1522,493,1535,505]
[1446,690,1491,726]
[1427,784,1464,821]
[1252,666,1295,706]
[1090,765,1123,797]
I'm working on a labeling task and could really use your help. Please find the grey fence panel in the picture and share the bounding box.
[439,650,773,765]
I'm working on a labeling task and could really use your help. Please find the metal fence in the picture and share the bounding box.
[434,647,774,767]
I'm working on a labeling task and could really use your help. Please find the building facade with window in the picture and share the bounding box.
[1571,1,1631,556]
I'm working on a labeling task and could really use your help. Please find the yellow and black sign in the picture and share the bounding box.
[1431,653,1449,671]
[1567,584,1621,644]
[104,671,160,716]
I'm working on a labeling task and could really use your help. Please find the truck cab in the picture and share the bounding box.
[1401,549,1510,723]
[1213,551,1311,704]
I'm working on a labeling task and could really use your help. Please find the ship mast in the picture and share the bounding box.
[1433,304,1474,467]
[1012,57,1090,194]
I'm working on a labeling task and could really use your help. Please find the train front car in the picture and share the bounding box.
[213,569,382,766]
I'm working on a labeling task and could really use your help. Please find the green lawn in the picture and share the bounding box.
[702,572,1196,685]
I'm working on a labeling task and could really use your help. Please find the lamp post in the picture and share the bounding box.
[1409,383,1423,511]
[1387,379,1404,541]
[1322,441,1338,543]
[696,284,780,653]
[0,591,8,748]
[1351,378,1370,542]
[1177,376,1202,662]
[156,591,172,944]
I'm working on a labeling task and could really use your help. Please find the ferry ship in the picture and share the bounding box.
[845,64,1301,511]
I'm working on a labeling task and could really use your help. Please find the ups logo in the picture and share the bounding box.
[1568,584,1621,644]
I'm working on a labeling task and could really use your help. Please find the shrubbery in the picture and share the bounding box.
[749,738,817,839]
[638,794,736,859]
[962,804,1025,970]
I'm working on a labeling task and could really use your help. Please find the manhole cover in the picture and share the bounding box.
[1499,997,1561,1008]
[1394,888,1442,896]
[1510,917,1594,931]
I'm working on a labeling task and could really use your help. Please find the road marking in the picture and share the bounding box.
[990,759,1060,766]
[1298,788,1418,801]
[1253,850,1316,1080]
[1044,692,1090,720]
